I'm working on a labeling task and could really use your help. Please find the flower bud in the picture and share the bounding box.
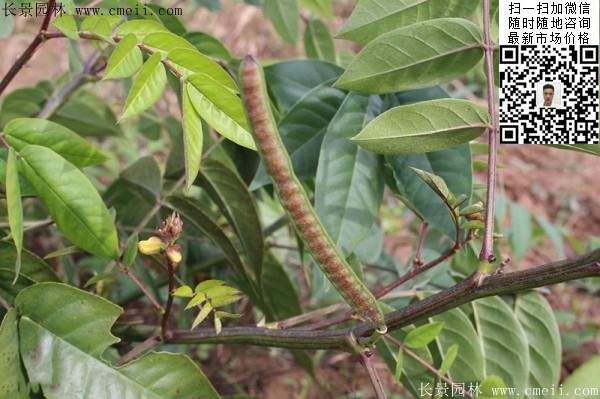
[166,245,182,265]
[158,212,183,242]
[137,236,163,255]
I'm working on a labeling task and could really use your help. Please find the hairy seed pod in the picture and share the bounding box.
[240,55,386,332]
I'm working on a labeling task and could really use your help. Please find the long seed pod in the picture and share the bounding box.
[240,55,386,332]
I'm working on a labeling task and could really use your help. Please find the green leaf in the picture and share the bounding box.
[352,98,489,154]
[16,283,121,357]
[264,0,299,43]
[173,285,194,297]
[142,31,196,55]
[51,89,121,137]
[304,18,336,63]
[0,242,59,306]
[123,233,139,267]
[43,245,81,259]
[264,60,343,112]
[547,144,600,157]
[104,34,143,80]
[315,93,383,256]
[535,215,565,258]
[182,84,203,190]
[439,344,459,376]
[559,356,600,398]
[168,48,238,92]
[378,326,434,398]
[184,31,233,61]
[121,156,162,199]
[0,309,28,399]
[116,19,169,41]
[18,145,119,259]
[6,149,22,283]
[514,292,561,391]
[251,83,347,189]
[120,52,167,121]
[404,321,444,348]
[186,78,255,150]
[52,14,78,40]
[335,18,484,94]
[197,159,264,280]
[261,253,301,321]
[195,280,226,293]
[394,348,403,381]
[16,283,221,399]
[80,16,119,41]
[5,118,109,167]
[432,307,484,382]
[299,0,332,17]
[387,146,472,238]
[338,0,479,44]
[509,201,532,261]
[480,375,508,399]
[473,296,530,394]
[192,302,213,329]
[145,4,186,35]
[410,168,453,207]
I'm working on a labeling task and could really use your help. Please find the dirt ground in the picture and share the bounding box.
[1,1,599,398]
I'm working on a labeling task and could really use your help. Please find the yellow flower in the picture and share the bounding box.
[166,245,182,265]
[137,236,163,255]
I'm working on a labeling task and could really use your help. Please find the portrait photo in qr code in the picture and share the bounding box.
[499,45,599,144]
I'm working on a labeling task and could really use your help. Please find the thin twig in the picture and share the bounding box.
[0,0,56,96]
[38,51,103,118]
[118,261,163,312]
[359,349,388,399]
[302,237,472,330]
[385,335,474,399]
[0,293,11,310]
[412,222,429,268]
[479,0,500,262]
[115,334,160,366]
[161,261,176,340]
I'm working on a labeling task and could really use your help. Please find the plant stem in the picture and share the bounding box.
[359,349,388,399]
[0,0,56,96]
[116,334,160,366]
[0,293,11,310]
[161,261,175,340]
[38,51,103,118]
[479,0,500,262]
[412,222,428,268]
[164,250,600,350]
[118,262,163,312]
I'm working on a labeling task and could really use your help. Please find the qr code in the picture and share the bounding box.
[499,45,599,144]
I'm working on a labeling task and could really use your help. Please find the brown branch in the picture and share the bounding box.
[116,334,160,366]
[359,349,388,399]
[37,51,103,118]
[0,0,56,96]
[412,222,429,268]
[161,261,176,340]
[164,250,600,350]
[479,0,500,262]
[118,262,163,312]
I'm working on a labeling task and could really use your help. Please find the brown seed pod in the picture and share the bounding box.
[240,55,386,332]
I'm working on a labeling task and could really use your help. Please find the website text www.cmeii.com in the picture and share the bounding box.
[418,382,600,397]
